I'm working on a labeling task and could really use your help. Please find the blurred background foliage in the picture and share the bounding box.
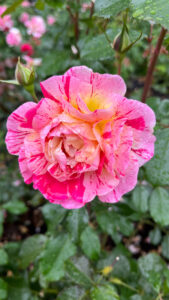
[0,0,169,299]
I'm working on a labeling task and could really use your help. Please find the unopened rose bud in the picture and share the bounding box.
[113,26,130,54]
[15,58,35,87]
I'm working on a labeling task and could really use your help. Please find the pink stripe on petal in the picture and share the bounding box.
[33,173,86,208]
[32,98,62,130]
[118,98,156,130]
[99,155,139,203]
[24,132,49,175]
[19,147,33,184]
[5,102,37,155]
[126,117,145,131]
[40,75,66,101]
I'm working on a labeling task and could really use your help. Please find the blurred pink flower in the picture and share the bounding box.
[21,1,31,7]
[21,43,34,56]
[19,12,29,24]
[25,16,46,38]
[0,5,13,31]
[82,3,92,12]
[47,15,56,25]
[6,28,22,47]
[5,66,156,209]
[22,55,42,66]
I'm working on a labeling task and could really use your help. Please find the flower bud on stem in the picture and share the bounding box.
[15,57,38,103]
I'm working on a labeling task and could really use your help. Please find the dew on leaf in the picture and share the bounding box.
[133,9,144,18]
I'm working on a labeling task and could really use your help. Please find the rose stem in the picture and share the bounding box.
[86,0,95,35]
[141,27,167,103]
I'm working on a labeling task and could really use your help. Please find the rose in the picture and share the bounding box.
[0,6,13,32]
[47,16,56,26]
[25,16,46,38]
[6,28,22,47]
[21,1,31,7]
[22,55,42,67]
[21,43,34,56]
[19,12,29,25]
[5,66,156,209]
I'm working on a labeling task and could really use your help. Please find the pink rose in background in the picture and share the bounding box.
[5,66,156,209]
[19,12,29,24]
[82,3,93,12]
[25,16,46,38]
[47,15,56,25]
[0,6,13,31]
[21,43,34,56]
[6,28,22,47]
[22,55,42,66]
[21,1,31,7]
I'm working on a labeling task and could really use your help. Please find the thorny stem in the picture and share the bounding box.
[117,58,122,75]
[148,23,154,58]
[66,0,80,41]
[86,0,95,35]
[141,27,167,103]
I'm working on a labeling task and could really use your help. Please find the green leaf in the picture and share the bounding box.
[131,185,151,213]
[3,200,27,215]
[95,206,133,243]
[149,228,162,245]
[39,50,71,77]
[112,255,131,280]
[145,129,169,186]
[66,257,93,288]
[57,286,86,300]
[131,0,169,30]
[1,0,23,17]
[66,207,89,243]
[19,234,47,269]
[0,248,8,266]
[80,29,116,61]
[90,284,119,300]
[41,203,67,233]
[0,79,19,85]
[138,253,165,279]
[150,187,169,226]
[35,0,45,10]
[0,278,7,300]
[4,242,21,268]
[40,235,76,282]
[95,0,130,18]
[6,277,32,300]
[162,235,169,260]
[130,296,143,300]
[80,226,100,260]
[44,0,64,8]
[146,97,161,118]
[148,271,162,293]
[159,99,169,117]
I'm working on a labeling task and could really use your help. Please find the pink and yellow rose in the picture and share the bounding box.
[5,66,156,209]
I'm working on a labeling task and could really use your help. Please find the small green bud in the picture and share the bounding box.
[113,26,131,54]
[15,58,35,87]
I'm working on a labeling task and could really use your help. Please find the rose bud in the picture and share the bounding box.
[15,58,35,87]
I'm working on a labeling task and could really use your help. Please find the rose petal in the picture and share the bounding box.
[5,102,37,155]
